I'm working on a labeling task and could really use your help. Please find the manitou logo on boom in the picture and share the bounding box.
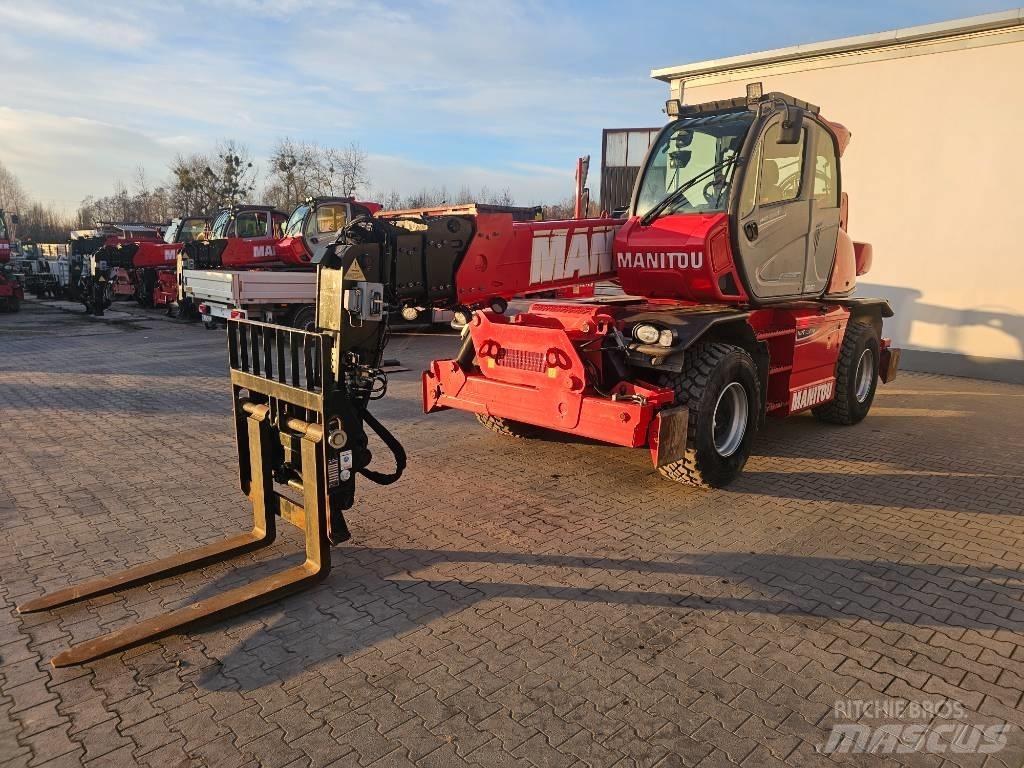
[529,226,615,285]
[253,245,276,259]
[616,251,704,270]
[163,249,178,262]
[791,379,835,411]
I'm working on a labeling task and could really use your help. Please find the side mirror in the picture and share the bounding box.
[669,150,692,168]
[778,106,804,145]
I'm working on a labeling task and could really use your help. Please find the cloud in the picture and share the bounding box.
[0,108,177,209]
[0,3,152,48]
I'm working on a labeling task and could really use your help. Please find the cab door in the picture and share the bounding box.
[803,122,842,295]
[735,113,811,300]
[233,210,278,265]
[305,202,350,263]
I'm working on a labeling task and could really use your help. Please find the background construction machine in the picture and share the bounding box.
[0,209,23,312]
[124,215,210,308]
[66,223,164,314]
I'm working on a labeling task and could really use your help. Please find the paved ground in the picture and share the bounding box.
[1,298,1023,768]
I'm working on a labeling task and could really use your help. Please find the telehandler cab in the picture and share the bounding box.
[21,87,899,666]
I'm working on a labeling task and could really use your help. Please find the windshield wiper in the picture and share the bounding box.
[639,155,739,227]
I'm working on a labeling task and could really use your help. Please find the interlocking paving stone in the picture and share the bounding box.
[1,299,1023,767]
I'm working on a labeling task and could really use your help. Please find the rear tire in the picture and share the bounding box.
[291,305,316,331]
[813,321,879,425]
[475,414,538,438]
[657,343,761,488]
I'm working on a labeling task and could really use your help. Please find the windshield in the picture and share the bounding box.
[211,211,231,238]
[285,205,310,238]
[634,112,755,218]
[0,214,8,240]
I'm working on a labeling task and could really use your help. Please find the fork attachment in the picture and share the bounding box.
[18,227,405,666]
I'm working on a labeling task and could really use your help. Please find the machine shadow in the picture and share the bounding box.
[728,469,1024,515]
[857,283,1024,384]
[189,544,1024,692]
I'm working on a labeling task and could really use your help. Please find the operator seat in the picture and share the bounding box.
[759,160,782,205]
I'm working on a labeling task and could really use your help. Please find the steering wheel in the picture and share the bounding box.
[703,179,725,204]
[777,170,834,199]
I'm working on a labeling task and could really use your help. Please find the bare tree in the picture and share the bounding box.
[0,160,29,214]
[328,143,367,197]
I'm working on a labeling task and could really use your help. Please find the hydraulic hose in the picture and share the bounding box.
[358,408,407,486]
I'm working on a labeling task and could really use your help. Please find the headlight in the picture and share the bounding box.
[633,323,660,344]
[658,329,674,347]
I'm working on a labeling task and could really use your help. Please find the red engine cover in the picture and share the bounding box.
[219,236,289,268]
[614,214,747,303]
[132,241,185,268]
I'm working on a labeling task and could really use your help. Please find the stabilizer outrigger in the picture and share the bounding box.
[19,217,406,666]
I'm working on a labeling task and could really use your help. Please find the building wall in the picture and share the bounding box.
[668,27,1024,382]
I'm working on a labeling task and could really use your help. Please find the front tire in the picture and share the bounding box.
[813,321,879,425]
[657,343,761,488]
[475,414,539,438]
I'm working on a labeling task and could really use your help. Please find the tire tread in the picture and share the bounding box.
[813,320,874,425]
[658,342,746,488]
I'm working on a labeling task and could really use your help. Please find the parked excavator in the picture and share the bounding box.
[21,86,899,666]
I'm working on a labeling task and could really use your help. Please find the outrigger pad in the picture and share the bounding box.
[19,221,408,666]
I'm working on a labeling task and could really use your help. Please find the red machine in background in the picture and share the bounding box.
[180,198,383,328]
[90,223,165,301]
[127,216,210,307]
[0,209,12,263]
[414,86,898,487]
[0,209,23,312]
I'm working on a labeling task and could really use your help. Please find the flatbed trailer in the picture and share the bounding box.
[182,268,319,328]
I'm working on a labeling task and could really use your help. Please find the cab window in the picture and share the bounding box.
[310,204,348,235]
[634,113,754,217]
[272,213,287,238]
[811,123,838,207]
[211,211,231,238]
[759,123,806,206]
[235,211,269,238]
[181,219,207,242]
[0,216,8,240]
[285,205,310,237]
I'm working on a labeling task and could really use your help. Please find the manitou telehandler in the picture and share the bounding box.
[127,215,210,307]
[21,86,899,666]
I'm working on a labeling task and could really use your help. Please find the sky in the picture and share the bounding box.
[0,0,1013,211]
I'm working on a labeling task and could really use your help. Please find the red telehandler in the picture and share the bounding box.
[128,216,210,307]
[21,86,899,666]
[0,209,24,312]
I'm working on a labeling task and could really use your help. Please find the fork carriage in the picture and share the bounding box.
[19,225,403,666]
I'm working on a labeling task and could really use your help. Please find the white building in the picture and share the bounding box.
[651,9,1024,383]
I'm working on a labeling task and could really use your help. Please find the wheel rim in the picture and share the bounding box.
[854,348,875,403]
[713,382,748,458]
